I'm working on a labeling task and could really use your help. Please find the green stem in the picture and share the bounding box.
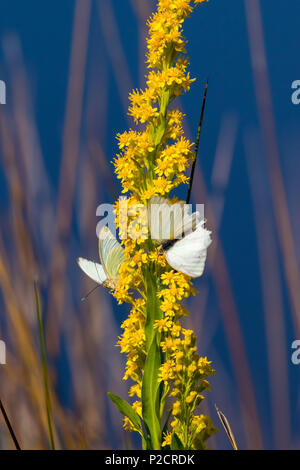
[141,265,163,449]
[159,384,169,420]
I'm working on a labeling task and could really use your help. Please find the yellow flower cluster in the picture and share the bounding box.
[155,269,217,448]
[112,0,216,449]
[117,299,146,383]
[113,1,210,201]
[147,0,209,69]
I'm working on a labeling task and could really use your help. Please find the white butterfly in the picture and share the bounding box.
[148,196,200,243]
[147,196,211,278]
[163,220,212,278]
[77,226,125,290]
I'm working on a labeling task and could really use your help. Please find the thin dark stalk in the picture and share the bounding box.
[186,79,209,204]
[0,399,21,450]
[34,281,56,450]
[215,405,238,450]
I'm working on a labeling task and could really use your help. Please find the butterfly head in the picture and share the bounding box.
[103,279,119,290]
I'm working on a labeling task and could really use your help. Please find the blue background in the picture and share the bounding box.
[0,0,300,450]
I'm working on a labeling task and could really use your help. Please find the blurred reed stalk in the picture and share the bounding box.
[97,0,133,121]
[0,0,119,449]
[129,0,152,87]
[191,161,264,449]
[178,106,261,448]
[47,0,92,354]
[191,113,238,340]
[245,130,290,449]
[245,0,300,337]
[34,281,56,450]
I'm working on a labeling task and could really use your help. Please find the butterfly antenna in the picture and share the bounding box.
[81,284,101,302]
[0,398,21,450]
[186,78,209,204]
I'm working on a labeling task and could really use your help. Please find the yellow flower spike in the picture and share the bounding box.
[172,401,181,416]
[161,337,177,352]
[109,0,216,451]
[173,350,184,361]
[158,359,176,383]
[162,431,173,447]
[132,401,143,417]
[170,418,179,429]
[161,271,176,284]
[171,323,182,337]
[123,417,136,432]
[170,387,181,397]
[154,318,173,333]
[129,384,142,399]
[175,364,184,374]
[186,391,197,404]
[187,362,198,376]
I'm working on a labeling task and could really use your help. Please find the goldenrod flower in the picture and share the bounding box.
[110,0,217,450]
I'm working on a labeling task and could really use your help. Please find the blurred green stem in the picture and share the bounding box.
[34,281,55,450]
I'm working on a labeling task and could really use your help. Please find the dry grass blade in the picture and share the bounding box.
[34,281,56,450]
[215,405,238,450]
[0,399,21,450]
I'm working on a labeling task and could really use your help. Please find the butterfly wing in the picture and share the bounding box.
[98,226,125,280]
[173,209,200,240]
[165,222,212,278]
[148,196,172,243]
[77,258,107,284]
[148,196,169,207]
[148,196,200,243]
[148,197,194,242]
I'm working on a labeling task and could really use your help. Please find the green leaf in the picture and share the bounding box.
[160,89,170,118]
[142,338,162,450]
[144,268,162,349]
[154,116,166,147]
[108,392,143,433]
[171,433,184,450]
